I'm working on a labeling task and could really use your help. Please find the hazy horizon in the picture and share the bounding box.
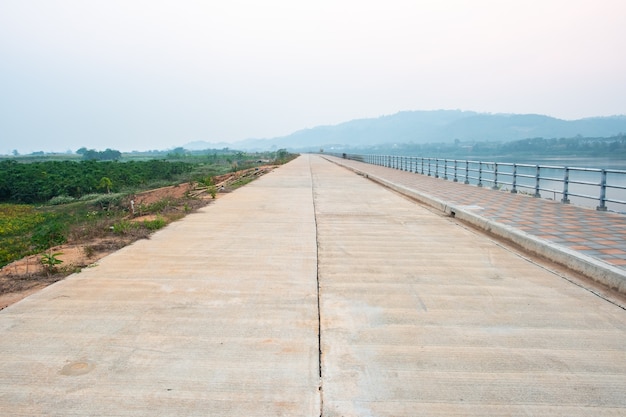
[2,0,625,153]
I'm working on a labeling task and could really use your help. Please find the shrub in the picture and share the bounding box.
[79,193,101,202]
[48,195,76,205]
[89,193,126,211]
[41,251,63,275]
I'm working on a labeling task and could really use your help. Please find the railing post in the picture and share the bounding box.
[464,160,470,184]
[561,167,570,203]
[492,163,499,189]
[443,159,449,180]
[453,160,458,182]
[420,158,425,175]
[435,158,439,178]
[534,165,541,197]
[597,169,608,211]
[478,162,483,187]
[511,163,518,193]
[427,158,432,176]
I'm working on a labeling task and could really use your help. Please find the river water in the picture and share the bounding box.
[462,157,626,212]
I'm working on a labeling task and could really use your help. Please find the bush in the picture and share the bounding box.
[48,195,76,205]
[89,193,126,211]
[79,193,101,202]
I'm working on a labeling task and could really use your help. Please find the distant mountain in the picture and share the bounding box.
[183,110,626,151]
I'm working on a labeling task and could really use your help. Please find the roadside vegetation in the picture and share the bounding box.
[0,148,297,275]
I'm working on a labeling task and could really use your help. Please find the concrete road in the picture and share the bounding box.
[311,156,626,416]
[0,156,320,416]
[1,154,625,416]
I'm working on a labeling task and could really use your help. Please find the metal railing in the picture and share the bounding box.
[329,153,626,212]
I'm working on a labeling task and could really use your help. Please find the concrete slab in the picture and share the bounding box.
[310,156,626,416]
[0,157,320,416]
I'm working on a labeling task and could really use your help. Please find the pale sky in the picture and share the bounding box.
[1,0,625,153]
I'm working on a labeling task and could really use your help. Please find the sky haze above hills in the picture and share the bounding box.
[1,0,625,153]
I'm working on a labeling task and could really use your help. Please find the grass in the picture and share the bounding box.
[0,192,203,270]
[0,204,49,268]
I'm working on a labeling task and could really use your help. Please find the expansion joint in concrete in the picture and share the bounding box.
[309,160,324,416]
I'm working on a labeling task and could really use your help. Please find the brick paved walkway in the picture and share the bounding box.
[325,155,626,292]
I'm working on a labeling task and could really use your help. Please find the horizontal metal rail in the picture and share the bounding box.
[328,153,626,212]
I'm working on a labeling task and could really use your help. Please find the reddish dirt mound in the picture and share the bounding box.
[131,183,194,207]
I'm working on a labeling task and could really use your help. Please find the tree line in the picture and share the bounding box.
[76,147,122,161]
[0,159,193,204]
[356,135,626,158]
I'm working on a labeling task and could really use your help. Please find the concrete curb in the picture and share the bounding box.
[331,158,626,295]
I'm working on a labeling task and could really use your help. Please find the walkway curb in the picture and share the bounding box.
[331,158,626,295]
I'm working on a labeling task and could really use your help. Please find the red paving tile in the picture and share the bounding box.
[600,249,626,255]
[331,157,626,273]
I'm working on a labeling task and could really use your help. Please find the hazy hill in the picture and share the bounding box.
[184,110,626,151]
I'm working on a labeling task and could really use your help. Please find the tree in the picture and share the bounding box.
[102,148,122,161]
[98,177,113,194]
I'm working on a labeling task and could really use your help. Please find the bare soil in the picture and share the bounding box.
[0,165,276,310]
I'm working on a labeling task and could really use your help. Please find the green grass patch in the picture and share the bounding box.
[0,204,49,268]
[143,217,167,231]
